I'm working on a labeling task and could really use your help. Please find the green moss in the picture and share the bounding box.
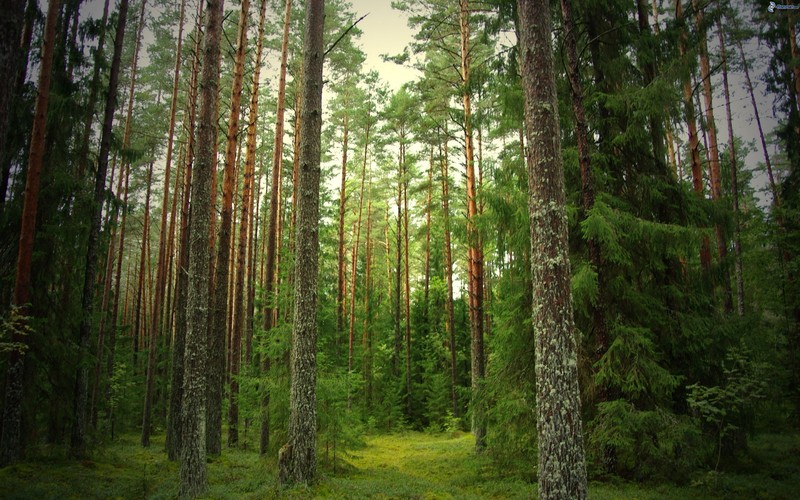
[1,432,797,498]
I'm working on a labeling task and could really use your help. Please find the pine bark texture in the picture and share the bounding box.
[278,0,325,486]
[0,0,61,467]
[517,0,588,497]
[180,0,224,495]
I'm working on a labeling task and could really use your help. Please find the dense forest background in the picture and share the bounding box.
[0,0,799,496]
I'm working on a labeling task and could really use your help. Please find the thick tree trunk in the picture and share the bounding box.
[261,0,292,456]
[167,0,203,461]
[72,0,129,459]
[230,0,266,448]
[0,0,61,467]
[459,0,485,452]
[179,0,224,495]
[278,0,324,486]
[517,0,588,497]
[209,0,250,456]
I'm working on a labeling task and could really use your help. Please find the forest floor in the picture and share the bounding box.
[0,430,798,498]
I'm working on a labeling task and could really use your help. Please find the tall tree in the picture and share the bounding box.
[261,0,292,456]
[517,0,588,497]
[0,0,62,467]
[278,0,324,486]
[458,0,486,452]
[209,0,250,456]
[180,0,225,495]
[142,0,187,448]
[72,0,130,459]
[230,0,267,448]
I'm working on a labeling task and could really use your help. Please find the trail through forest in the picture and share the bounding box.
[1,430,799,498]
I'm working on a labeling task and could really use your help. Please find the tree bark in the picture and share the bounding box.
[459,0,485,452]
[676,0,711,270]
[260,0,292,456]
[209,0,250,456]
[337,104,350,341]
[230,0,267,448]
[517,0,588,497]
[278,0,324,486]
[692,0,732,312]
[180,0,224,495]
[0,0,61,467]
[439,128,458,418]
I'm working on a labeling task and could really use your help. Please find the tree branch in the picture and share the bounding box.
[324,13,369,58]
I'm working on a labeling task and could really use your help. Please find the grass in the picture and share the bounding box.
[1,431,798,498]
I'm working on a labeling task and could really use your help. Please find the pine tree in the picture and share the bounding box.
[517,0,588,496]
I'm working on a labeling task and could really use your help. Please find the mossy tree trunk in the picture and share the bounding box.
[278,0,324,487]
[517,0,588,497]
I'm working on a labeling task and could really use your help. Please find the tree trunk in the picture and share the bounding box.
[362,172,374,408]
[71,0,129,458]
[439,128,458,418]
[402,141,412,418]
[737,38,780,206]
[337,105,349,341]
[517,0,588,497]
[718,24,745,316]
[230,0,266,448]
[142,0,186,448]
[209,0,250,456]
[166,0,203,461]
[278,0,324,486]
[692,0,732,312]
[560,0,609,395]
[180,0,224,494]
[459,0,485,452]
[261,0,292,456]
[348,116,371,375]
[0,0,61,467]
[676,0,711,270]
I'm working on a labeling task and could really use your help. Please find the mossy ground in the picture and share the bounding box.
[0,431,798,498]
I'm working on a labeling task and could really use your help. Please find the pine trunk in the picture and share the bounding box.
[261,0,292,456]
[348,118,370,374]
[142,0,185,448]
[459,0,485,452]
[517,0,588,497]
[403,142,412,418]
[0,0,61,466]
[230,0,266,448]
[179,0,224,494]
[278,0,324,486]
[338,106,349,341]
[209,0,250,456]
[440,129,458,418]
[718,25,745,316]
[676,0,711,270]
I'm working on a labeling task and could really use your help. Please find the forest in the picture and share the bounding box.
[0,0,799,497]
